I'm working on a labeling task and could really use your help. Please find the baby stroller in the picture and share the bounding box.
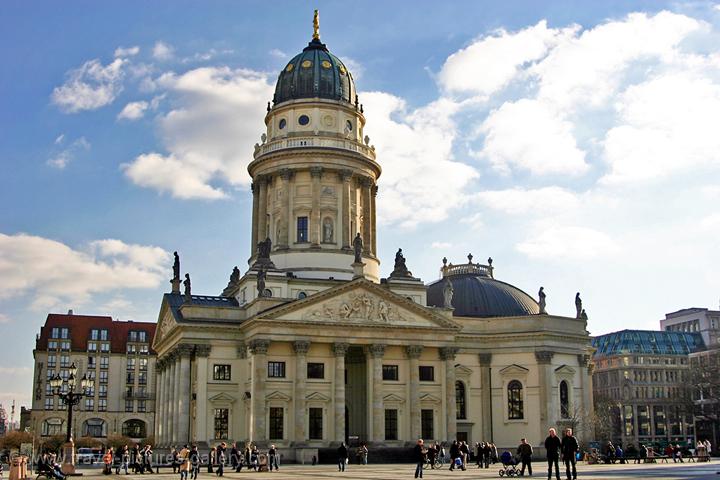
[498,451,520,477]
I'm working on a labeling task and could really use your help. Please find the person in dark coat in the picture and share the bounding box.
[216,443,226,477]
[545,427,562,480]
[171,447,179,474]
[230,443,239,472]
[517,438,533,476]
[561,428,579,480]
[449,440,460,470]
[413,439,425,479]
[189,445,200,480]
[337,442,348,472]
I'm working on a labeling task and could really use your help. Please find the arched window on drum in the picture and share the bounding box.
[507,380,524,420]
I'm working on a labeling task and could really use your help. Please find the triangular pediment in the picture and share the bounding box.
[455,364,474,377]
[266,391,291,401]
[306,391,331,402]
[499,364,529,376]
[383,393,405,403]
[419,393,442,404]
[260,278,460,330]
[153,299,178,349]
[208,392,237,403]
[555,365,576,376]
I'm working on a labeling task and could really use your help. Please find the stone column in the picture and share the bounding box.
[370,184,378,256]
[406,345,423,440]
[478,353,493,442]
[249,339,270,443]
[163,355,173,446]
[256,175,269,243]
[368,344,386,442]
[293,341,310,443]
[194,345,212,445]
[339,170,352,249]
[333,342,349,442]
[535,351,554,429]
[168,352,177,444]
[177,344,193,444]
[155,360,165,442]
[360,177,372,254]
[578,354,594,440]
[250,181,259,256]
[310,167,322,248]
[278,168,293,249]
[440,347,459,442]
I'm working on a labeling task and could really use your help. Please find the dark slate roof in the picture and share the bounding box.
[273,38,356,106]
[427,274,539,318]
[164,293,239,322]
[591,329,705,357]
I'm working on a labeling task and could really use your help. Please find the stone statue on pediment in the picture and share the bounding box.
[353,233,363,263]
[575,292,582,319]
[183,273,191,303]
[538,286,547,314]
[390,248,413,278]
[443,278,454,309]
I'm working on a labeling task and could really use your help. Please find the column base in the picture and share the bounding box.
[61,441,76,475]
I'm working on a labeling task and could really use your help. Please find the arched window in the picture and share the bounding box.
[122,419,147,438]
[507,380,524,420]
[560,380,570,418]
[455,381,466,419]
[41,418,64,436]
[82,418,107,438]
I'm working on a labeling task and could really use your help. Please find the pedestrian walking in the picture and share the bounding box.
[545,427,562,480]
[142,444,154,474]
[216,442,226,476]
[268,444,279,471]
[449,440,459,470]
[178,445,190,480]
[413,439,425,479]
[102,448,113,475]
[561,429,579,480]
[189,445,200,480]
[517,438,533,476]
[337,442,348,472]
[171,447,179,474]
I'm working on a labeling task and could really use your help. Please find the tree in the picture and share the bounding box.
[74,436,103,449]
[39,435,65,455]
[0,431,32,450]
[106,435,134,450]
[590,395,621,443]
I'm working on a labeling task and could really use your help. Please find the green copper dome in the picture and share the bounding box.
[273,38,357,106]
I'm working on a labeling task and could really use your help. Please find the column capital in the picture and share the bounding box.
[366,343,386,358]
[478,353,492,366]
[279,168,294,180]
[332,342,349,357]
[195,344,212,358]
[310,166,323,178]
[255,174,269,185]
[338,169,353,182]
[577,353,590,367]
[371,185,379,196]
[439,346,459,361]
[359,176,373,188]
[405,345,423,359]
[237,342,248,359]
[156,357,166,370]
[293,340,311,355]
[535,350,555,364]
[175,343,195,357]
[249,338,270,355]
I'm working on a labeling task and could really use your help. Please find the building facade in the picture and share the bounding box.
[30,312,157,442]
[151,16,594,460]
[591,329,704,449]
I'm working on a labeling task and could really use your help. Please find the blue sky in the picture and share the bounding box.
[2,1,720,408]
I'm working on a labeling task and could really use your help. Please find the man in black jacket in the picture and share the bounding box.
[337,442,348,472]
[544,428,561,480]
[413,439,425,479]
[449,440,459,470]
[561,428,579,480]
[517,438,533,476]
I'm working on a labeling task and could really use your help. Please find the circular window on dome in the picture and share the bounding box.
[278,119,287,130]
[298,115,310,126]
[338,65,347,75]
[346,120,353,131]
[321,60,332,69]
[285,63,294,72]
[301,60,312,68]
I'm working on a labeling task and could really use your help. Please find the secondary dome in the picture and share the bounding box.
[426,258,540,318]
[273,37,357,106]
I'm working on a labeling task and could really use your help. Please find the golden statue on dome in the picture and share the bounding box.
[312,9,320,40]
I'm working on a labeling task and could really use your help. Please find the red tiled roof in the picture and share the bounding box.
[36,313,157,354]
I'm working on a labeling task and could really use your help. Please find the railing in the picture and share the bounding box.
[254,136,376,160]
[122,392,154,400]
[442,262,494,278]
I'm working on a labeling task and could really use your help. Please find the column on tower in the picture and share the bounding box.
[249,339,270,443]
[154,359,164,442]
[310,167,323,248]
[360,177,372,255]
[371,184,378,256]
[406,345,423,439]
[440,347,459,441]
[332,342,349,442]
[256,175,269,243]
[478,353,492,441]
[194,344,212,444]
[535,350,554,428]
[250,181,259,256]
[339,170,352,249]
[171,352,180,443]
[176,344,193,443]
[293,341,310,442]
[278,168,293,249]
[368,344,386,442]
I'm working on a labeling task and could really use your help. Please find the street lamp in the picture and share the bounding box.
[49,362,94,473]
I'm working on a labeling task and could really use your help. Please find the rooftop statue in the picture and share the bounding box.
[258,237,272,259]
[538,286,547,314]
[575,292,582,319]
[353,232,363,263]
[172,251,180,281]
[230,266,240,284]
[443,278,454,309]
[312,9,320,40]
[183,273,191,303]
[580,309,588,321]
[257,268,267,297]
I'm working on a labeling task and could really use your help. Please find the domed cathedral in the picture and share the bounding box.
[151,12,594,462]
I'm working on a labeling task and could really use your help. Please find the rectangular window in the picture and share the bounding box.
[98,399,107,412]
[139,358,148,371]
[269,407,284,439]
[137,400,146,413]
[99,371,108,384]
[296,216,309,243]
[419,366,434,382]
[126,386,134,397]
[127,344,136,354]
[44,397,54,410]
[100,329,109,341]
[137,386,147,397]
[45,383,52,395]
[138,372,147,385]
[385,409,398,440]
[623,405,634,437]
[87,342,97,352]
[382,365,399,381]
[85,398,94,411]
[47,355,56,368]
[98,385,107,398]
[91,329,99,341]
[638,405,650,436]
[138,331,147,342]
[140,345,149,355]
[421,409,434,440]
[213,364,232,381]
[127,358,136,371]
[129,331,138,342]
[87,356,96,368]
[48,341,58,350]
[307,363,325,379]
[125,400,134,413]
[268,361,286,378]
[60,355,70,367]
[51,327,59,339]
[653,405,666,436]
[126,371,135,384]
[214,408,229,439]
[60,328,69,339]
[100,356,109,369]
[309,407,323,440]
[100,342,110,353]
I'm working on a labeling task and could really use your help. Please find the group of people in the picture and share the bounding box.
[474,441,499,468]
[102,444,153,475]
[36,452,66,480]
[170,442,277,476]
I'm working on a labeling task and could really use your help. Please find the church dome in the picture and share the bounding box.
[273,37,357,106]
[426,260,540,318]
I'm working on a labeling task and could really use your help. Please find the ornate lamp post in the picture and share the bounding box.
[49,362,94,474]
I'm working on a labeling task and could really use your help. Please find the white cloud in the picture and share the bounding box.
[0,233,170,310]
[472,187,581,215]
[117,100,149,120]
[122,67,273,199]
[153,41,174,61]
[51,58,126,113]
[47,136,90,169]
[479,99,588,175]
[362,92,479,228]
[114,45,140,57]
[269,48,287,59]
[516,225,618,260]
[431,242,453,249]
[342,58,364,80]
[439,20,576,97]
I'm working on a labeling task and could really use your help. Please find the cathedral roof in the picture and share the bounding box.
[273,37,357,106]
[426,260,540,318]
